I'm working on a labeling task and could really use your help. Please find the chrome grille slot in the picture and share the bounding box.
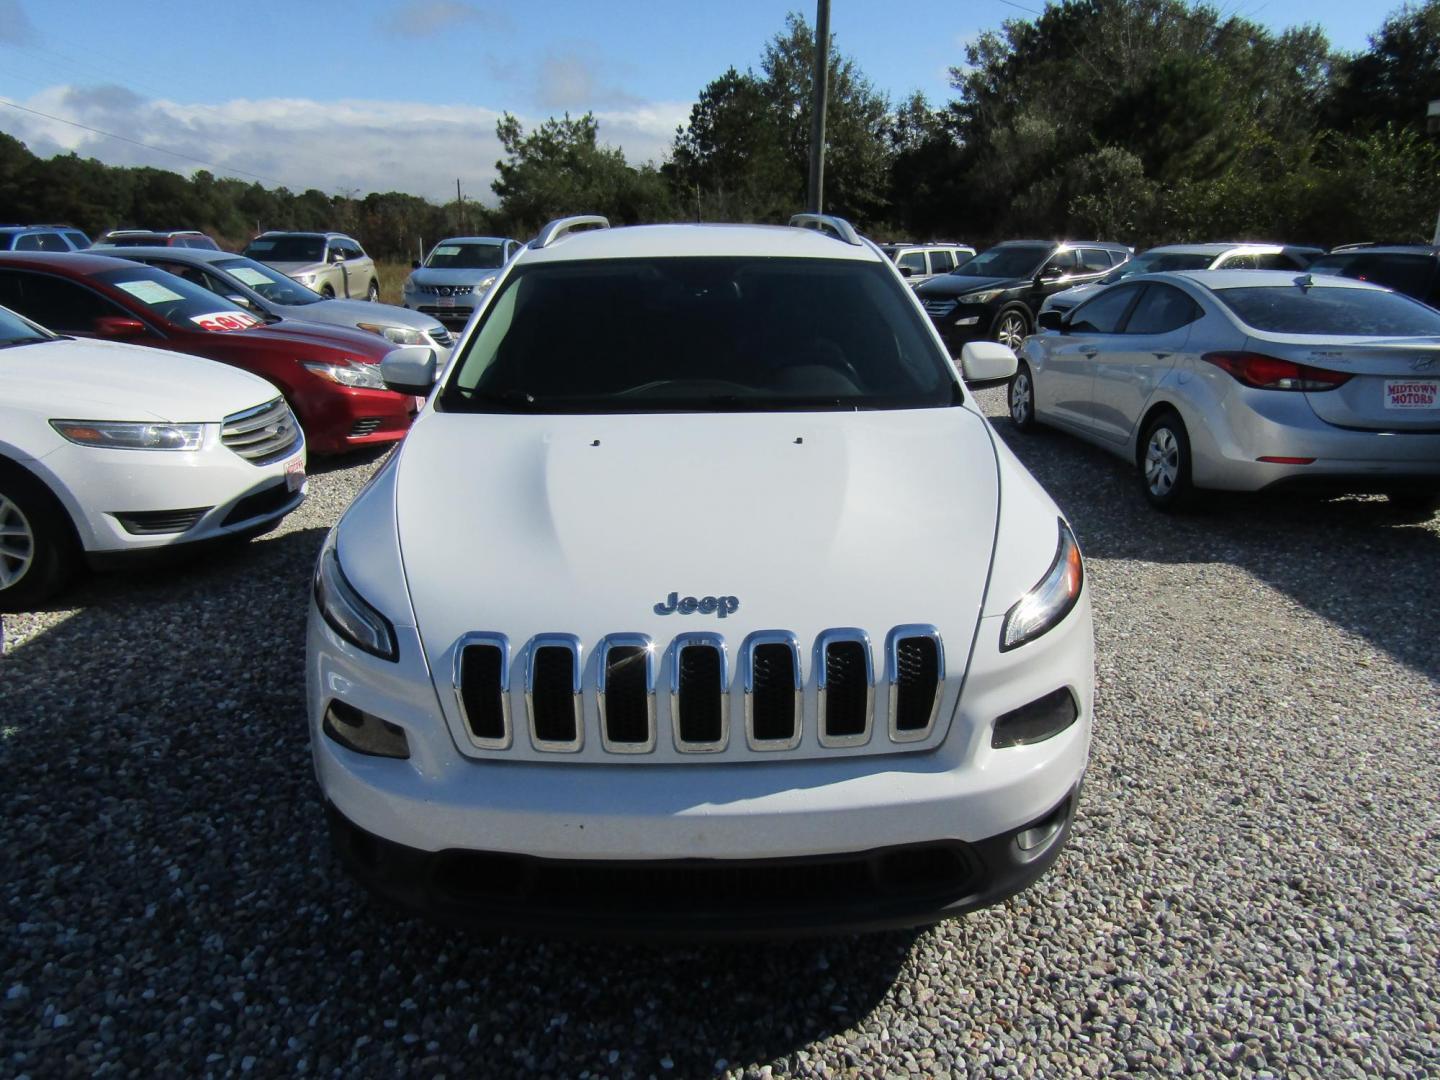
[888,625,945,742]
[221,397,300,464]
[923,299,957,318]
[744,632,802,750]
[670,633,728,752]
[817,629,873,747]
[598,634,655,753]
[454,633,511,749]
[526,635,582,751]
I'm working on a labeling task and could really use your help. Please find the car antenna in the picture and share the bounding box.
[1294,273,1313,290]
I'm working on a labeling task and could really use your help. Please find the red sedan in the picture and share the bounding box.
[0,252,417,454]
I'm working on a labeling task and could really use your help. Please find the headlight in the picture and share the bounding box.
[402,276,417,293]
[50,420,205,451]
[1001,519,1083,651]
[301,360,387,388]
[356,322,426,346]
[958,289,1002,304]
[477,275,497,290]
[297,273,316,286]
[313,531,398,661]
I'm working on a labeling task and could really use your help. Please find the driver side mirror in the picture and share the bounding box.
[959,341,1019,385]
[1036,309,1066,333]
[380,345,438,396]
[898,265,915,278]
[93,315,149,339]
[328,249,345,263]
[1039,264,1063,280]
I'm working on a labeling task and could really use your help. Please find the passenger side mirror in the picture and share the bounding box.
[380,345,438,396]
[329,249,345,263]
[1037,309,1066,333]
[899,265,915,278]
[93,315,149,339]
[1040,264,1063,280]
[959,341,1019,385]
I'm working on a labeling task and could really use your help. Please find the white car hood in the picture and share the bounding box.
[394,407,1001,675]
[2,337,279,421]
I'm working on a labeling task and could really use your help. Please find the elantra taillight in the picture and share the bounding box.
[1202,352,1351,391]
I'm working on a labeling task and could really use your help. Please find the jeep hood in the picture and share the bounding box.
[391,408,1001,679]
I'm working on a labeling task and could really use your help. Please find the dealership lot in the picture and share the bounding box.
[1,387,1436,1077]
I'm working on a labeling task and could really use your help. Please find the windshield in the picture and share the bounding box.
[425,242,506,270]
[215,256,323,305]
[0,304,52,346]
[1101,251,1215,285]
[951,245,1050,279]
[1306,253,1433,299]
[244,236,325,262]
[93,266,261,331]
[1214,285,1440,336]
[439,257,960,414]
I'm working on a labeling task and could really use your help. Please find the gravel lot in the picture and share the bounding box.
[2,388,1437,1078]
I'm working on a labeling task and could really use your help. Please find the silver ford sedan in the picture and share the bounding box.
[1010,270,1440,511]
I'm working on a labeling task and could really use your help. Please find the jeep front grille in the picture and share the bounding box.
[221,397,301,464]
[453,625,948,760]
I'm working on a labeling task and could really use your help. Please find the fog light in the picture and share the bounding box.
[992,687,1078,748]
[1015,797,1070,852]
[323,699,410,759]
[955,316,980,326]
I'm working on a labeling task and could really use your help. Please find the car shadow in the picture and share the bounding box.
[987,407,1440,682]
[0,523,915,1074]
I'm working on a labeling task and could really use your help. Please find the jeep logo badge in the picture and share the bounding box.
[654,591,740,618]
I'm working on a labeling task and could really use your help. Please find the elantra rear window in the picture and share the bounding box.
[1215,285,1440,337]
[440,257,961,414]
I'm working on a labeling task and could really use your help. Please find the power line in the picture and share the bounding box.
[996,0,1045,15]
[0,96,288,187]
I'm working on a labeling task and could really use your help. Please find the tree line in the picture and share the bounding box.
[1,0,1437,256]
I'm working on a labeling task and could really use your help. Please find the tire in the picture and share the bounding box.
[992,306,1030,351]
[365,280,380,302]
[1009,361,1037,431]
[0,466,77,612]
[1137,411,1194,511]
[320,284,336,299]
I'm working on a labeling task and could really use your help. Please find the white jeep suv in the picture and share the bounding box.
[307,215,1093,936]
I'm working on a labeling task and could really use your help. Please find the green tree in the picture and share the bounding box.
[1326,1,1440,134]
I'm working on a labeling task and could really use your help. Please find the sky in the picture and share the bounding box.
[0,0,1395,206]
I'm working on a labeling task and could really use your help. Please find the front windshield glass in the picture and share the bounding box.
[425,242,506,270]
[244,236,325,262]
[439,257,960,414]
[0,304,51,346]
[93,266,261,331]
[1101,251,1215,284]
[1215,285,1440,336]
[950,244,1050,279]
[216,256,323,305]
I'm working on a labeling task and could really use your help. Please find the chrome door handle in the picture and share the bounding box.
[1080,346,1099,355]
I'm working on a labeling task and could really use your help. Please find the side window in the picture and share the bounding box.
[14,234,43,251]
[1106,250,1128,267]
[929,250,955,274]
[63,231,90,250]
[1125,285,1201,335]
[1257,253,1301,270]
[1222,253,1260,270]
[1044,250,1079,276]
[349,240,368,259]
[1068,284,1142,334]
[898,252,926,275]
[1078,248,1111,272]
[0,271,128,332]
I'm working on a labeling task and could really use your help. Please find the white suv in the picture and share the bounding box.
[307,215,1093,936]
[880,242,977,286]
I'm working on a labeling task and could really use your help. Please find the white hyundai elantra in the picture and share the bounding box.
[307,216,1094,936]
[0,304,306,610]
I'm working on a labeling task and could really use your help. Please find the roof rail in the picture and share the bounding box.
[531,215,610,249]
[788,213,863,247]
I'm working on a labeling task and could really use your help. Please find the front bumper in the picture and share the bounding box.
[325,784,1081,938]
[927,303,994,352]
[290,380,417,455]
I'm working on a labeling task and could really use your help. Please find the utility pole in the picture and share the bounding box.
[456,178,465,234]
[1430,100,1440,245]
[807,0,831,214]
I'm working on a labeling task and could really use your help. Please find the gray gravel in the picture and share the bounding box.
[3,395,1438,1079]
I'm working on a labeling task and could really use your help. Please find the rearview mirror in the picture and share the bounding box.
[93,316,149,339]
[380,345,438,396]
[959,341,1019,385]
[1037,309,1066,332]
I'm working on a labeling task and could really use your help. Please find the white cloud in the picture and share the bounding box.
[4,85,690,204]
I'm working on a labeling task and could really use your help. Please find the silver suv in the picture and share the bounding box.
[402,236,523,329]
[243,232,379,301]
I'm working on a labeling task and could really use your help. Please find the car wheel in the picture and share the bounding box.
[1138,411,1194,511]
[993,307,1030,351]
[320,284,336,299]
[0,468,76,613]
[366,280,379,302]
[1009,361,1037,431]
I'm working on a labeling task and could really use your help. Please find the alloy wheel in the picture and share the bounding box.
[997,312,1027,350]
[1144,427,1180,497]
[0,493,36,590]
[1010,371,1032,424]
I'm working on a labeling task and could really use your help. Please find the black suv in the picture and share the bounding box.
[914,240,1131,351]
[1306,244,1440,308]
